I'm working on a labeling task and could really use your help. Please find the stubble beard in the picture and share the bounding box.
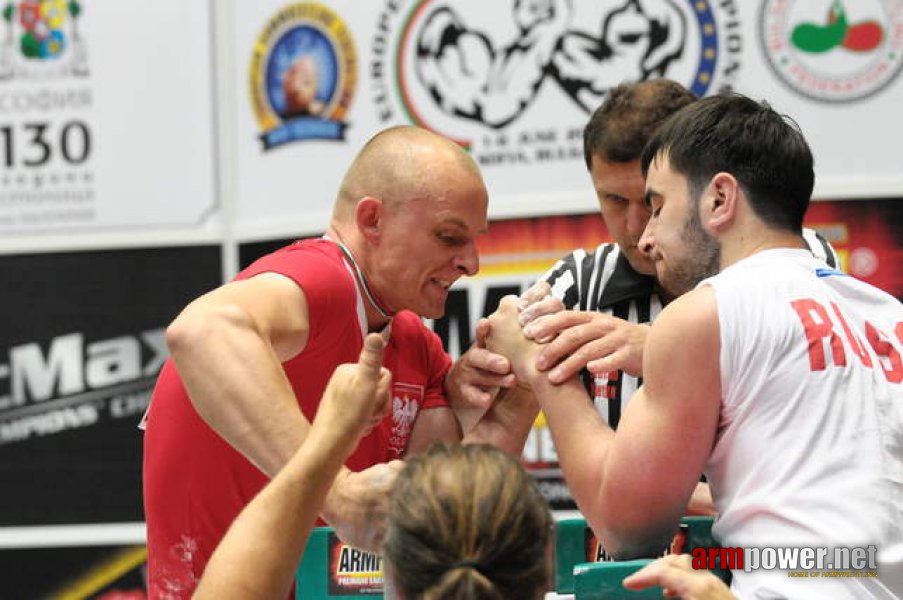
[660,206,721,298]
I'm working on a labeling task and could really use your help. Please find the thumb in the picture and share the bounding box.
[475,318,491,347]
[358,333,385,377]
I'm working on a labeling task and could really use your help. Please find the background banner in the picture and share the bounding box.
[0,0,217,234]
[231,0,903,238]
[0,245,221,526]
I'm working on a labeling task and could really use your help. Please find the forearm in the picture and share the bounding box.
[518,0,571,62]
[483,10,569,124]
[533,376,676,556]
[195,428,350,600]
[443,369,487,436]
[529,375,615,523]
[463,385,538,455]
[406,406,462,455]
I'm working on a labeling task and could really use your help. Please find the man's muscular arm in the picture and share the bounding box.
[487,291,720,556]
[167,273,311,476]
[167,272,397,552]
[445,309,541,455]
[516,282,716,515]
[462,384,540,455]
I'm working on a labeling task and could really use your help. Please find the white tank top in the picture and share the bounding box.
[702,249,903,599]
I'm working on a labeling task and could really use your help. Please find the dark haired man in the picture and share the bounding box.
[487,93,903,599]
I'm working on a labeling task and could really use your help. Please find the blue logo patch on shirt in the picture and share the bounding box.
[815,268,845,278]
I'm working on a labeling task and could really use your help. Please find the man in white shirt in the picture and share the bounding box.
[485,93,903,599]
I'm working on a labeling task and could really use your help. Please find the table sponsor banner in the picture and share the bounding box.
[0,0,216,234]
[0,245,221,526]
[295,528,384,598]
[231,0,903,237]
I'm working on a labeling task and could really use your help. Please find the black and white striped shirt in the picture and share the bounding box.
[541,228,839,428]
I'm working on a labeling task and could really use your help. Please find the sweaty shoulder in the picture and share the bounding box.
[240,239,353,293]
[642,286,719,397]
[237,239,357,342]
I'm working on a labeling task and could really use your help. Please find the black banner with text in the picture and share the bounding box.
[0,245,220,526]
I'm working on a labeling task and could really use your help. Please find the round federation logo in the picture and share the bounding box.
[760,0,903,102]
[249,3,357,149]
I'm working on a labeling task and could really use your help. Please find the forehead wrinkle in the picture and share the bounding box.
[438,216,467,229]
[409,195,487,234]
[440,215,487,235]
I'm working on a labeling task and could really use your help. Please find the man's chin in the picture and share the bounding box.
[414,303,446,320]
[624,252,657,276]
[426,306,446,320]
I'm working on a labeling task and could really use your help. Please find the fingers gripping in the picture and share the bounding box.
[518,280,552,309]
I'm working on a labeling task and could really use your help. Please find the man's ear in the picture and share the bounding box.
[705,172,739,231]
[355,197,384,242]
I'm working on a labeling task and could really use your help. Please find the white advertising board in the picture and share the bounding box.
[230,0,903,239]
[0,0,217,235]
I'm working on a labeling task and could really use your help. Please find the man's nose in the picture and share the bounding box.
[456,243,479,276]
[627,201,652,237]
[638,223,655,257]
